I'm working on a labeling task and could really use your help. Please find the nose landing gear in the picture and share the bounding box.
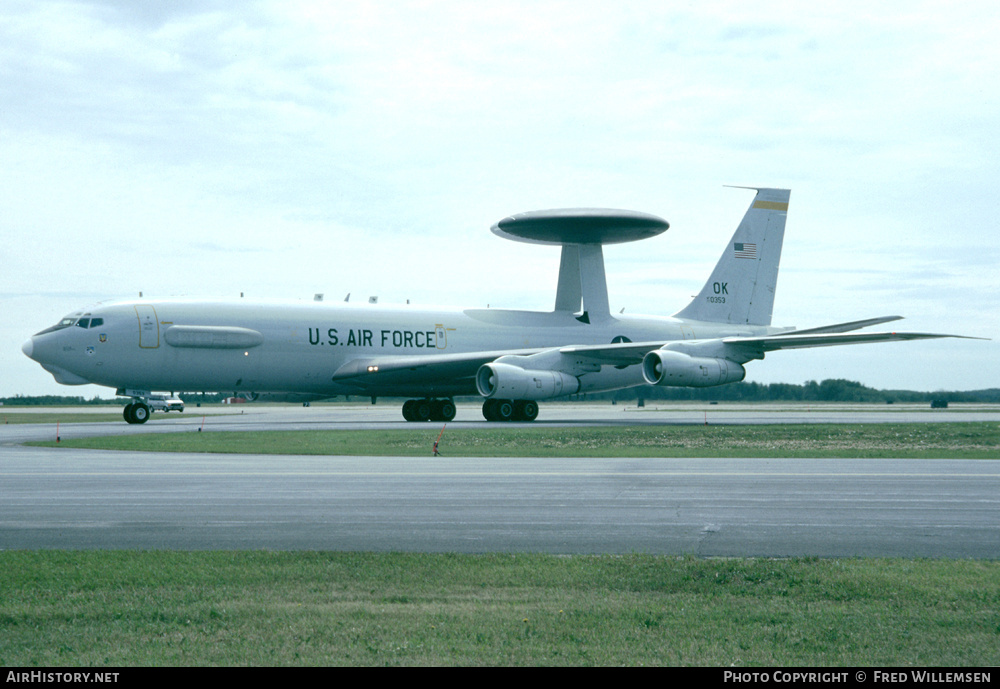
[123,401,151,424]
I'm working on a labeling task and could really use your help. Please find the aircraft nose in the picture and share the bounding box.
[21,337,34,359]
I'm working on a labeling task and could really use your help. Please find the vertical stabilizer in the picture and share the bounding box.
[673,188,790,326]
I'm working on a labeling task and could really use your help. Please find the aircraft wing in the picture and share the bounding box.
[767,315,903,336]
[330,318,979,394]
[557,319,979,368]
[723,330,978,354]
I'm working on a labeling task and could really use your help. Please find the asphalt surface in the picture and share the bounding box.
[2,402,998,557]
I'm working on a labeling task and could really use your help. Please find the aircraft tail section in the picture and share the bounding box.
[673,188,790,326]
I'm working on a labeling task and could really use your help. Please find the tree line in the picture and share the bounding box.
[586,378,1000,404]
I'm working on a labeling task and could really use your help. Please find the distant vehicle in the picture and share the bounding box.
[147,394,184,413]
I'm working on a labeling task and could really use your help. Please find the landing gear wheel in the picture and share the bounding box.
[403,398,454,422]
[514,400,539,422]
[482,399,498,421]
[413,399,433,422]
[494,399,515,422]
[402,399,432,422]
[123,402,150,424]
[483,399,538,422]
[131,403,150,424]
[432,399,456,422]
[402,399,416,421]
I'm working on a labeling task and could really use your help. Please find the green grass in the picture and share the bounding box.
[30,422,1000,458]
[1,552,997,666]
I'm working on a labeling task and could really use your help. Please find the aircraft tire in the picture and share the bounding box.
[514,400,539,422]
[413,399,433,422]
[494,399,515,422]
[483,399,523,422]
[402,399,416,421]
[123,403,136,424]
[482,399,498,421]
[432,399,456,422]
[132,403,151,424]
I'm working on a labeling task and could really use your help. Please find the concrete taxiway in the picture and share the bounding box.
[2,403,998,556]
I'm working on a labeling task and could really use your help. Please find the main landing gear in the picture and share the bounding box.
[401,398,457,422]
[123,401,151,424]
[398,398,540,422]
[482,399,539,422]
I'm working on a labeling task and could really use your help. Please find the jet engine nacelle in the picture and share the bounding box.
[641,350,746,387]
[476,362,580,400]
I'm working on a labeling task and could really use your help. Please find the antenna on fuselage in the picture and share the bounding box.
[490,208,669,323]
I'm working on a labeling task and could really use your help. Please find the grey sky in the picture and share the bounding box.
[2,0,997,397]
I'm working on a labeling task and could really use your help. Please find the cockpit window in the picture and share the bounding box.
[34,312,95,336]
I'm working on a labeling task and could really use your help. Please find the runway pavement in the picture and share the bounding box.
[2,403,998,557]
[5,400,1000,437]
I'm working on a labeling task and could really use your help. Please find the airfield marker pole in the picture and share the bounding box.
[56,422,60,443]
[199,416,206,432]
[433,424,446,456]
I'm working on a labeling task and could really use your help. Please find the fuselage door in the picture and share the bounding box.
[135,305,159,348]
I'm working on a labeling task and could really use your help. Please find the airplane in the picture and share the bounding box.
[21,187,974,424]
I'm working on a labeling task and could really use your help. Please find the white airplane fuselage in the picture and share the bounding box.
[24,298,776,398]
